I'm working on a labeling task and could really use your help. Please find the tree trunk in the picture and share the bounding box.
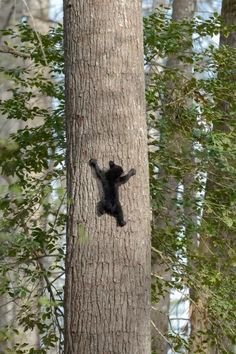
[172,0,196,20]
[151,1,196,353]
[220,0,236,47]
[190,2,236,353]
[0,1,50,351]
[64,1,151,353]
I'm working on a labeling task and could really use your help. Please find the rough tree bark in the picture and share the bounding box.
[64,1,151,353]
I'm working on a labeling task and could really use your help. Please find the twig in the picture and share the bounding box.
[37,259,63,332]
[151,319,177,353]
[0,45,30,59]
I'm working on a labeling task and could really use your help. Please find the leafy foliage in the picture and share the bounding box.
[145,8,236,353]
[0,23,64,353]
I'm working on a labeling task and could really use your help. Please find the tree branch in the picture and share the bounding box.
[0,45,30,59]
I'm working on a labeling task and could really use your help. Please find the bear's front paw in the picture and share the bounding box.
[89,158,97,167]
[130,168,136,176]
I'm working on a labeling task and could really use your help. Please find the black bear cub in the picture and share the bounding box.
[89,159,136,226]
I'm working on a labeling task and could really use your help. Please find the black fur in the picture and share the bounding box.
[89,159,136,226]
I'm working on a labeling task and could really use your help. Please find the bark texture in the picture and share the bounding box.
[64,1,151,353]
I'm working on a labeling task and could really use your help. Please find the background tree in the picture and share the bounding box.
[64,0,151,353]
[0,2,61,352]
[189,1,236,352]
[149,1,196,353]
[0,22,64,353]
[145,5,236,353]
[221,0,236,47]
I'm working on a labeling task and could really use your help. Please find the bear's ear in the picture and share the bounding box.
[109,161,115,168]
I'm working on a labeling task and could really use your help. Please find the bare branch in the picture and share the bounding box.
[151,320,177,353]
[0,45,30,59]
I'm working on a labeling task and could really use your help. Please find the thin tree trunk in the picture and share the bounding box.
[190,2,236,353]
[64,1,151,353]
[221,0,236,47]
[171,0,195,20]
[151,1,196,353]
[0,1,50,351]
